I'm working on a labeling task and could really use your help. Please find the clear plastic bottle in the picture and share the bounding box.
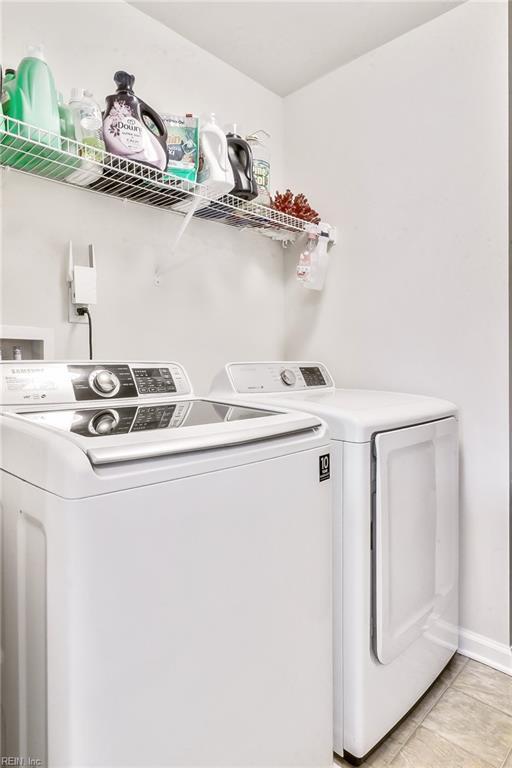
[246,129,271,206]
[69,88,104,152]
[58,91,75,145]
[296,231,317,283]
[66,88,105,186]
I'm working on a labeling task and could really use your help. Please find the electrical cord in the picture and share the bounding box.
[77,307,93,360]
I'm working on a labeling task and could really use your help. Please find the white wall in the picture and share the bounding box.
[0,1,285,391]
[284,1,510,659]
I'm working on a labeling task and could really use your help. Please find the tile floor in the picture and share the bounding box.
[335,654,512,767]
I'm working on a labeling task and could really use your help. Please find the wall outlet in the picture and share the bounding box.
[68,288,89,324]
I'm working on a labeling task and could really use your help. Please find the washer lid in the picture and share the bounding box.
[9,398,323,465]
[223,389,457,442]
[20,399,281,435]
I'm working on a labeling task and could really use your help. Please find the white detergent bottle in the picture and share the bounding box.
[197,113,234,198]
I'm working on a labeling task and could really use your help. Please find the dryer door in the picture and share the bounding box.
[373,417,458,665]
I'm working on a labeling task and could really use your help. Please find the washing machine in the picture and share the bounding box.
[210,361,459,764]
[0,360,333,768]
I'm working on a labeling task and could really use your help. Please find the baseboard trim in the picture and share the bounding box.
[458,627,512,676]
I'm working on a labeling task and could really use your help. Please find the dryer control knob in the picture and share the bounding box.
[93,370,119,395]
[90,410,119,435]
[280,368,296,387]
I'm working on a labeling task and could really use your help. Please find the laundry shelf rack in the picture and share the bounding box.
[0,116,308,240]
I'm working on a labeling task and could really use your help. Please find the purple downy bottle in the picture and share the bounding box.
[103,71,168,171]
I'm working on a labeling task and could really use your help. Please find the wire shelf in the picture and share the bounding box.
[0,116,307,240]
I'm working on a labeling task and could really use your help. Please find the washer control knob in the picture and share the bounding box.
[90,410,118,435]
[280,368,297,387]
[93,370,119,395]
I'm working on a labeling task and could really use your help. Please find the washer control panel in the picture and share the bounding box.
[71,364,136,401]
[225,362,334,394]
[132,367,176,395]
[0,362,192,406]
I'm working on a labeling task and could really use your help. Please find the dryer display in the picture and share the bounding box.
[300,367,327,387]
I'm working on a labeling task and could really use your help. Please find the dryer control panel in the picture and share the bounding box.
[0,361,192,406]
[224,362,334,394]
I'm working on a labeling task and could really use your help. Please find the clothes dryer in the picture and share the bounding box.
[210,361,459,764]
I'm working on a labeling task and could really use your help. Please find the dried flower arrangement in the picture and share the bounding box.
[271,189,320,224]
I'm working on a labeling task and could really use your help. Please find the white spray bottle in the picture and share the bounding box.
[296,222,334,291]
